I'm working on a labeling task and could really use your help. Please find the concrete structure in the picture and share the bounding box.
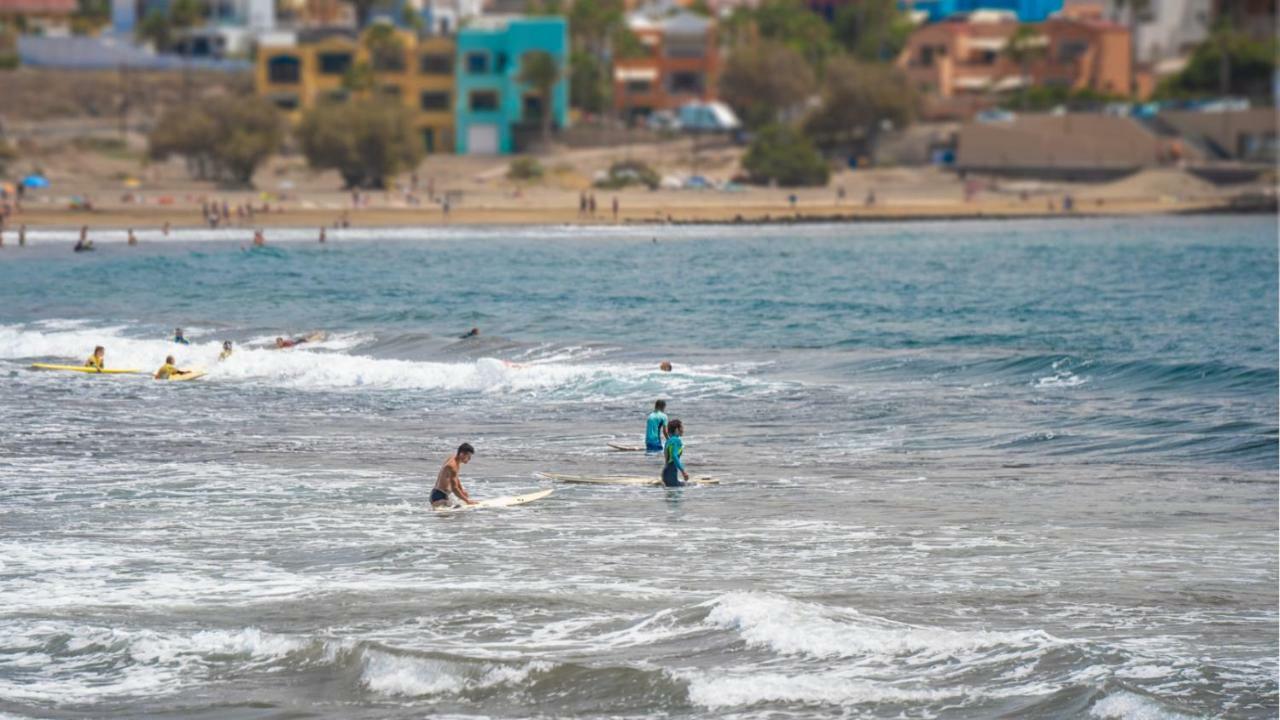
[453,16,568,154]
[954,113,1191,179]
[907,0,1063,22]
[256,27,458,153]
[1156,108,1277,163]
[897,11,1133,118]
[612,10,718,122]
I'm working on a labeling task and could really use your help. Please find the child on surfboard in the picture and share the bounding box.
[646,400,669,453]
[84,346,105,371]
[431,443,477,508]
[154,355,190,380]
[662,420,690,487]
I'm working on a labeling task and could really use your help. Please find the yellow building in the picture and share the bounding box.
[256,28,456,154]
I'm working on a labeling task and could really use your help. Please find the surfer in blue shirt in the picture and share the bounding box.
[173,328,190,345]
[662,419,689,487]
[646,400,669,453]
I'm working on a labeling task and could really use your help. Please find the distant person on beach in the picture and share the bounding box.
[646,400,669,453]
[660,361,672,372]
[460,327,480,339]
[153,355,189,380]
[662,419,690,487]
[173,328,190,345]
[318,227,326,244]
[18,225,25,246]
[127,229,137,246]
[431,443,476,508]
[252,230,265,247]
[73,226,93,252]
[84,345,105,371]
[218,341,234,361]
[612,196,619,222]
[162,222,170,237]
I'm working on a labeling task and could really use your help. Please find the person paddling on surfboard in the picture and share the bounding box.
[84,346,105,372]
[662,420,690,487]
[431,443,477,508]
[154,355,189,380]
[646,400,669,453]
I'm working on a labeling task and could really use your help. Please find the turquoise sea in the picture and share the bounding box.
[0,215,1275,718]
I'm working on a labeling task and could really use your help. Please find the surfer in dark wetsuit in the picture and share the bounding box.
[431,443,476,508]
[661,420,690,487]
[460,327,480,339]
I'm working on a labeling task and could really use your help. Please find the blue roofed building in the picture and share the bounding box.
[454,16,568,155]
[905,0,1063,22]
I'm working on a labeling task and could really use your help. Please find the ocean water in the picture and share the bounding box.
[0,215,1275,719]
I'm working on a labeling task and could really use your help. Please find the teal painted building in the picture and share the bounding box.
[454,16,569,155]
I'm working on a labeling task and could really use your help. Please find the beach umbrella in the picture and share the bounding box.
[21,174,49,189]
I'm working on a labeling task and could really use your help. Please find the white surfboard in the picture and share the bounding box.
[536,472,719,486]
[433,488,554,512]
[607,442,646,452]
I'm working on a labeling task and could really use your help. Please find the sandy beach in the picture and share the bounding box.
[2,136,1270,231]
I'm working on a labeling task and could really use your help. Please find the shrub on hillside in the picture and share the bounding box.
[593,160,659,190]
[508,156,544,181]
[149,96,282,186]
[742,124,829,187]
[297,99,423,190]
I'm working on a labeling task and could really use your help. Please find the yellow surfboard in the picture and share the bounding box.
[162,370,206,382]
[31,363,143,374]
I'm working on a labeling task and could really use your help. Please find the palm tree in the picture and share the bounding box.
[1003,25,1045,110]
[518,50,560,148]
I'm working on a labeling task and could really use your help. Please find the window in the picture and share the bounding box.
[668,71,704,94]
[978,50,997,65]
[372,48,405,73]
[626,80,651,94]
[422,128,436,153]
[419,53,452,75]
[523,94,544,121]
[496,52,509,73]
[919,46,935,67]
[270,93,299,110]
[267,55,301,84]
[470,90,499,111]
[1057,40,1087,64]
[318,52,352,75]
[466,52,489,74]
[664,34,705,59]
[420,91,450,111]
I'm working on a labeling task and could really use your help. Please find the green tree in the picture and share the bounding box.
[803,57,916,157]
[1156,29,1276,101]
[364,23,406,72]
[569,52,607,114]
[730,0,835,70]
[149,96,282,186]
[134,0,202,51]
[742,124,829,187]
[1003,25,1046,109]
[718,40,815,129]
[297,99,423,189]
[519,50,560,147]
[832,0,911,62]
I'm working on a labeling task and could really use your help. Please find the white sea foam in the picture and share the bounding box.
[685,670,953,708]
[0,322,765,396]
[0,623,307,702]
[1090,690,1200,720]
[358,647,545,697]
[706,592,1059,661]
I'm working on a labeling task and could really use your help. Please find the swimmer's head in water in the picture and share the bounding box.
[165,355,175,364]
[223,341,233,350]
[659,361,673,372]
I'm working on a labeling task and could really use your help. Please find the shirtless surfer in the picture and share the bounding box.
[431,443,476,508]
